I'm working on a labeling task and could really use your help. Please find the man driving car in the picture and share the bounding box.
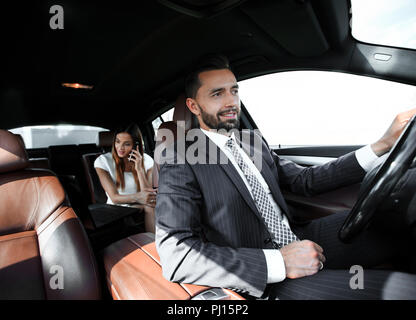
[155,54,416,299]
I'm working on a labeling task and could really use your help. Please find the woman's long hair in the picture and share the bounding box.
[111,123,144,191]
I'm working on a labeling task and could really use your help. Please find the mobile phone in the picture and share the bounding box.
[128,141,140,161]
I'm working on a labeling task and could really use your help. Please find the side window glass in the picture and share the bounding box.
[239,71,416,147]
[151,107,174,136]
[151,117,163,134]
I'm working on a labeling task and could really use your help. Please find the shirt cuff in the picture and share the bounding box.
[263,249,286,283]
[355,145,380,172]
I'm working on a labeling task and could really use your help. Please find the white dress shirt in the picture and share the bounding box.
[201,128,386,283]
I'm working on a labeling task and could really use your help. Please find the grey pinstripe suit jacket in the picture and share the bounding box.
[155,129,366,297]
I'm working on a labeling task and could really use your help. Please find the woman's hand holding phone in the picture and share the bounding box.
[129,145,145,173]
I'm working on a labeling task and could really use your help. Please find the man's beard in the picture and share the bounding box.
[198,104,240,131]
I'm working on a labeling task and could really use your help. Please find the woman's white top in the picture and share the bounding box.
[94,152,154,205]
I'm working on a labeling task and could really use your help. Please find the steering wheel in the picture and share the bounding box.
[339,114,416,243]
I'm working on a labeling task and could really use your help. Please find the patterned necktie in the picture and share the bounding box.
[225,138,298,247]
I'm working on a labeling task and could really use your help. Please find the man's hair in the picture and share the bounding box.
[184,54,231,99]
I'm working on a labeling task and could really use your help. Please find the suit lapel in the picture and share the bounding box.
[195,131,262,219]
[197,130,289,219]
[218,161,261,218]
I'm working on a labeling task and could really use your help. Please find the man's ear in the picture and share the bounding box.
[186,98,200,116]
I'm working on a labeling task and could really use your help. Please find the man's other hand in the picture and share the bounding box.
[280,240,326,279]
[372,108,416,156]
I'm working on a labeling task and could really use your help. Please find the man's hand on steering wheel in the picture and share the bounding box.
[371,108,416,156]
[339,107,416,242]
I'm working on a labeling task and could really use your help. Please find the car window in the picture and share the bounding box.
[239,71,416,147]
[151,107,174,135]
[10,125,109,148]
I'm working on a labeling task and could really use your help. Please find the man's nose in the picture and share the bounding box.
[224,90,239,106]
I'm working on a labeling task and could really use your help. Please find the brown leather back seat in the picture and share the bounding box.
[0,130,101,299]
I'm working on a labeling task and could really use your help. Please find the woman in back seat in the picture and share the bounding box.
[94,123,156,233]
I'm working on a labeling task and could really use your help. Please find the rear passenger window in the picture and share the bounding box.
[10,125,109,148]
[151,107,174,135]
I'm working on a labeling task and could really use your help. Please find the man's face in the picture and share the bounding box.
[188,69,241,131]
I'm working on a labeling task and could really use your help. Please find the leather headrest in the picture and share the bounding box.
[14,133,25,147]
[97,131,114,148]
[173,93,194,131]
[0,130,29,173]
[156,121,178,144]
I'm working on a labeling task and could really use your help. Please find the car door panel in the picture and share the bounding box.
[273,146,362,222]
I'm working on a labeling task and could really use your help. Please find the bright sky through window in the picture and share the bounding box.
[351,0,416,50]
[239,71,416,146]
